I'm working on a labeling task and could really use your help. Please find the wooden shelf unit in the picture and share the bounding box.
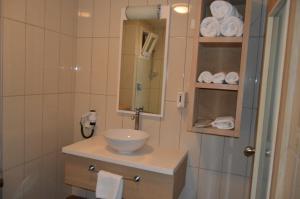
[199,37,243,44]
[195,82,239,91]
[187,0,252,137]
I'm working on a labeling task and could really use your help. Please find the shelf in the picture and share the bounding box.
[195,82,239,91]
[192,126,238,137]
[199,37,243,45]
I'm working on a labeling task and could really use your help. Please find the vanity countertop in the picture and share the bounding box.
[62,135,187,175]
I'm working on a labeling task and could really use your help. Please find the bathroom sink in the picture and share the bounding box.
[104,129,150,154]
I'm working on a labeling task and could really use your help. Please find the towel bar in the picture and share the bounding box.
[88,165,142,183]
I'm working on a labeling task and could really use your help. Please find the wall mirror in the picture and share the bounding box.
[117,5,170,117]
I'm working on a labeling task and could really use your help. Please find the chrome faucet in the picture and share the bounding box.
[131,108,143,130]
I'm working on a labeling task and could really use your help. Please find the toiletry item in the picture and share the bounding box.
[195,119,213,128]
[200,17,220,37]
[225,72,239,84]
[198,71,213,83]
[212,72,226,84]
[211,116,235,130]
[210,0,241,21]
[220,16,243,37]
[96,170,124,199]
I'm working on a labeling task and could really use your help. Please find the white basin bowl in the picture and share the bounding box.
[104,129,150,154]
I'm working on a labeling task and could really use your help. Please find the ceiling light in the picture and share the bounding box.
[172,3,189,14]
[78,11,91,18]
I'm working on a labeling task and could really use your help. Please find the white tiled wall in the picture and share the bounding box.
[0,0,78,198]
[73,0,267,199]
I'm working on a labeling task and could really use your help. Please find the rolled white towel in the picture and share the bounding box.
[210,0,241,21]
[220,16,243,37]
[198,71,213,83]
[211,116,235,130]
[225,72,239,84]
[200,17,220,37]
[212,72,226,84]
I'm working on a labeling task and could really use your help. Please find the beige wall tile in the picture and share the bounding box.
[44,31,60,94]
[73,93,90,141]
[78,0,94,37]
[220,174,248,199]
[198,169,221,199]
[42,94,59,154]
[180,131,201,167]
[147,0,168,5]
[61,0,76,36]
[3,96,25,170]
[179,166,198,199]
[129,0,147,6]
[187,0,198,38]
[165,37,186,101]
[91,38,109,95]
[2,0,26,21]
[58,94,75,149]
[222,108,252,176]
[200,135,224,171]
[169,0,189,37]
[76,38,92,93]
[45,0,61,32]
[93,0,110,37]
[90,94,107,134]
[25,95,43,162]
[160,101,181,149]
[122,115,135,129]
[140,117,161,147]
[24,158,43,199]
[25,25,44,95]
[56,152,72,198]
[42,152,57,199]
[109,0,128,37]
[3,19,26,96]
[26,0,45,27]
[3,165,24,199]
[59,35,75,93]
[105,96,123,129]
[107,38,121,95]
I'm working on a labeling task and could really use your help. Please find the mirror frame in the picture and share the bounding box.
[116,5,170,118]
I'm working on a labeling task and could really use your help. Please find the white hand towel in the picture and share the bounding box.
[220,16,243,37]
[200,17,221,37]
[212,72,226,84]
[198,71,213,83]
[211,116,235,130]
[96,170,123,199]
[210,0,241,21]
[225,72,239,84]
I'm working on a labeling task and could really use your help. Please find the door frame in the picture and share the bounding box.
[269,0,298,198]
[250,0,291,198]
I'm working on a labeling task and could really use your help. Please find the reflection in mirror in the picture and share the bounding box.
[119,19,166,115]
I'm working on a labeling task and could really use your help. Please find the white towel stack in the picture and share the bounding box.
[211,116,235,130]
[200,17,221,37]
[225,72,239,84]
[212,72,226,84]
[198,71,213,83]
[198,71,239,84]
[96,170,124,199]
[200,0,243,37]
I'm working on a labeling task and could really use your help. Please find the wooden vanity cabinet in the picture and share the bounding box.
[64,155,187,199]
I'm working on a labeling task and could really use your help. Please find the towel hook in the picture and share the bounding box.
[88,165,142,183]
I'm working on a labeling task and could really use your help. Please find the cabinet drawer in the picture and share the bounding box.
[64,155,187,199]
